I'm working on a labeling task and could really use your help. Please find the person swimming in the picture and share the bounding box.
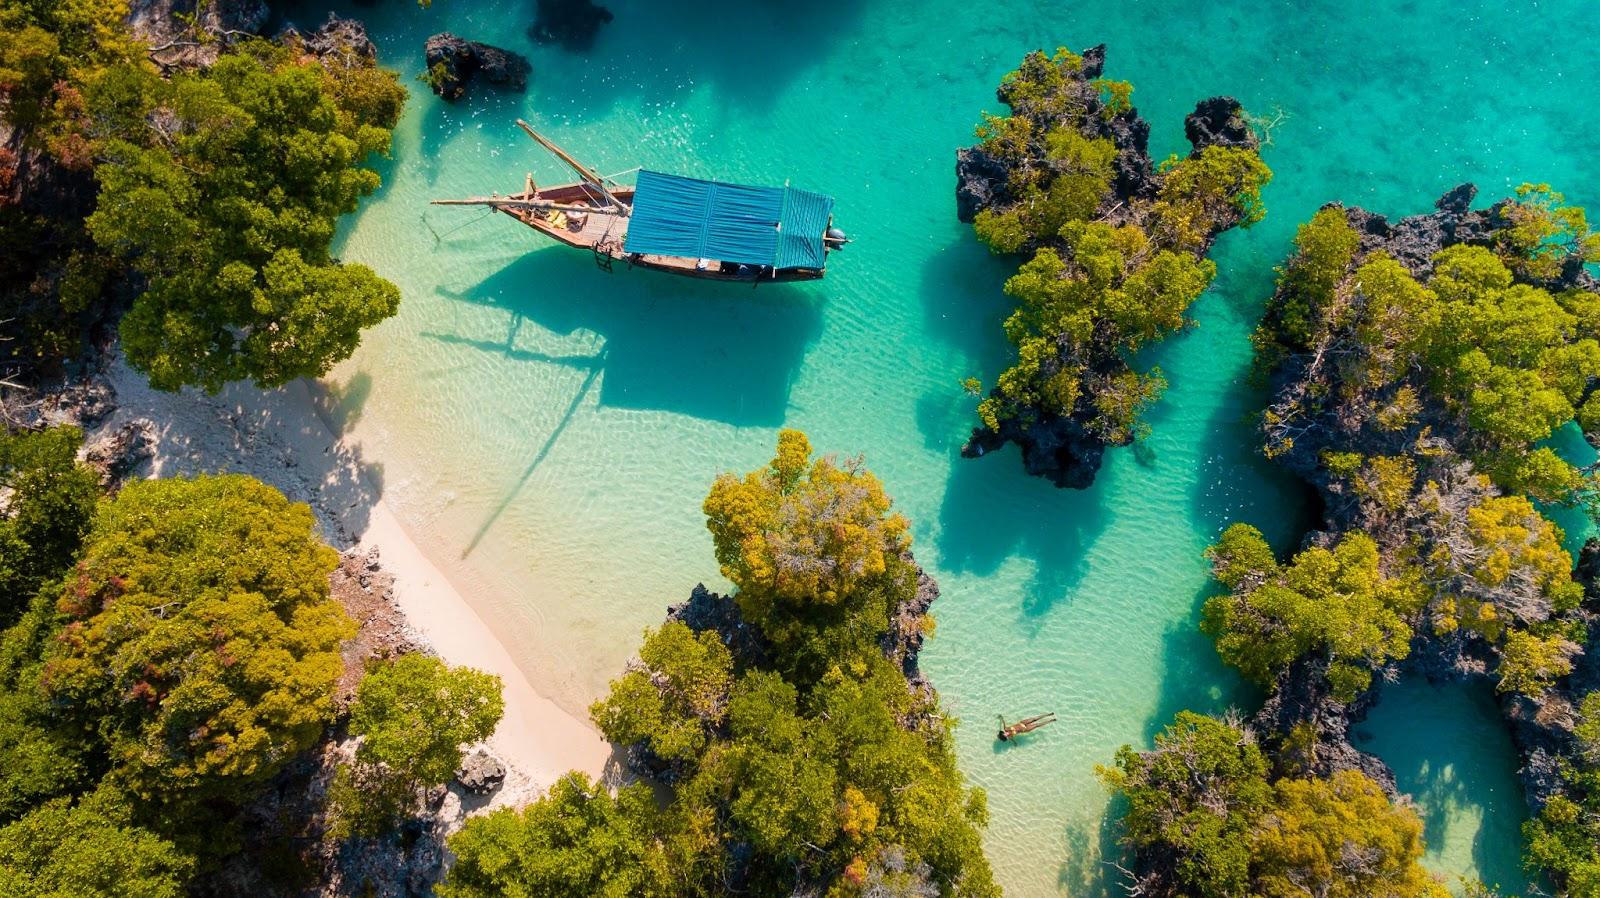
[997,712,1057,742]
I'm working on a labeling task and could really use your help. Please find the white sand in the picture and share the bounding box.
[92,354,611,798]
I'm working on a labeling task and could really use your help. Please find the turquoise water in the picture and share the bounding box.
[292,0,1600,893]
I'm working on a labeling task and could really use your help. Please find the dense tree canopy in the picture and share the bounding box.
[1099,711,1272,897]
[705,429,909,608]
[41,474,351,802]
[0,426,99,623]
[0,788,193,898]
[1103,713,1447,898]
[441,773,671,898]
[1259,195,1600,500]
[84,46,404,391]
[0,0,138,152]
[703,429,915,676]
[1253,771,1443,898]
[449,432,998,897]
[1202,524,1425,701]
[588,621,733,768]
[332,654,503,837]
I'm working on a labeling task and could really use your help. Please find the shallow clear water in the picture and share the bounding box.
[290,0,1600,893]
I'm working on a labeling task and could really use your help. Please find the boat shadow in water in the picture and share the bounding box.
[432,245,825,428]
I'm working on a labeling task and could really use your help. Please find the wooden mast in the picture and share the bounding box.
[515,119,629,213]
[429,197,627,214]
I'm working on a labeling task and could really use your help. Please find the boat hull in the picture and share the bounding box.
[494,182,828,283]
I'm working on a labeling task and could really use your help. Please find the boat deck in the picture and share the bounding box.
[498,182,823,281]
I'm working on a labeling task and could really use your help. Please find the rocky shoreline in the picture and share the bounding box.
[1268,191,1600,788]
[1106,183,1600,897]
[4,355,539,898]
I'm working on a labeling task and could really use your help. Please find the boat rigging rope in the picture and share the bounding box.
[422,207,496,244]
[597,166,640,184]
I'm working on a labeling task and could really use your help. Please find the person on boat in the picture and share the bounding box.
[997,713,1057,742]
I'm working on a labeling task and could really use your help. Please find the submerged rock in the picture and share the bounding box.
[423,33,531,102]
[529,0,614,51]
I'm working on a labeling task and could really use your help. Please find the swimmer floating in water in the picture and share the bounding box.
[997,713,1057,742]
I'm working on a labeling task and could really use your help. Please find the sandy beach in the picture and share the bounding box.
[93,354,611,801]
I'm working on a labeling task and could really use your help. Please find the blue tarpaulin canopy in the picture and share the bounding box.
[623,170,834,270]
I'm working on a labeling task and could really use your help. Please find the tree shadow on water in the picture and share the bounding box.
[1136,581,1257,745]
[1059,800,1126,898]
[1351,678,1535,893]
[913,237,1018,453]
[935,445,1110,629]
[434,246,824,427]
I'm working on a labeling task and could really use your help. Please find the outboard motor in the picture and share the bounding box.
[824,226,849,249]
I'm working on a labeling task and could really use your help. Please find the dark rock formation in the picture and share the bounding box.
[882,565,939,678]
[961,404,1106,489]
[1250,654,1397,793]
[423,33,531,102]
[953,147,1009,224]
[667,583,771,669]
[529,0,614,51]
[1184,96,1258,152]
[277,13,377,63]
[455,748,506,795]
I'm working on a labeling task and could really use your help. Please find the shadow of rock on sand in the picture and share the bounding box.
[99,355,385,550]
[434,245,825,428]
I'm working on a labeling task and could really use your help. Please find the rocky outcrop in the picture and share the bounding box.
[961,404,1106,489]
[955,43,1261,489]
[328,546,429,709]
[455,748,507,795]
[127,0,270,68]
[529,0,614,51]
[277,13,377,64]
[1250,654,1397,792]
[83,418,156,488]
[423,33,531,102]
[1250,187,1600,828]
[1184,96,1257,152]
[882,564,939,677]
[953,147,1010,224]
[666,583,772,669]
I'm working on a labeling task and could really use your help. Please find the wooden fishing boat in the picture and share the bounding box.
[432,121,848,282]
